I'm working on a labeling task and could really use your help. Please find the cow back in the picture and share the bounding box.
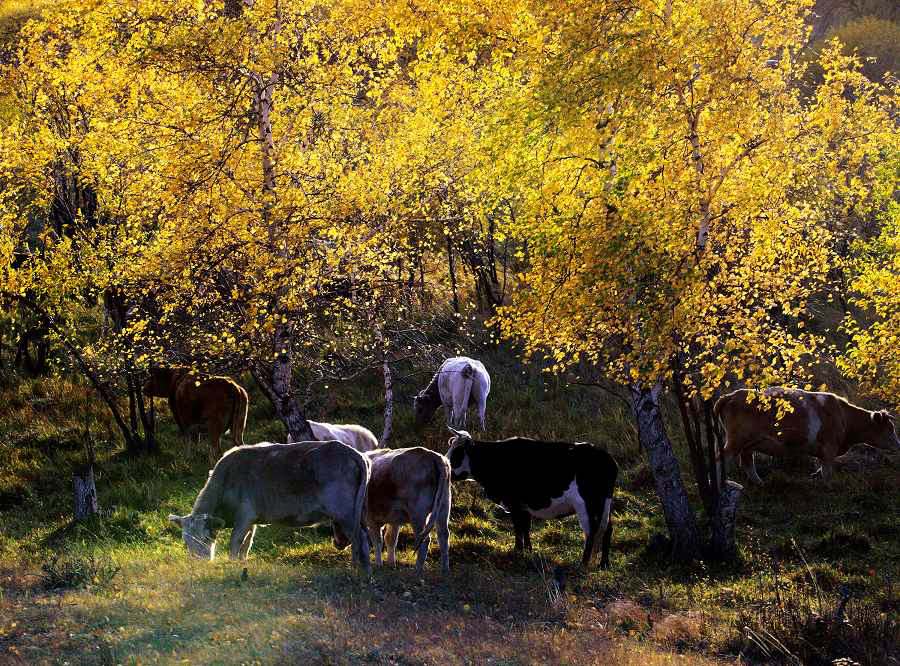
[466,439,616,509]
[211,441,366,525]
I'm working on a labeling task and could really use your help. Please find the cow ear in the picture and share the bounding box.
[448,436,458,447]
[208,516,226,530]
[168,514,184,527]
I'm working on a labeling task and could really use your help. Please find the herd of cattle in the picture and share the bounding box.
[159,357,900,575]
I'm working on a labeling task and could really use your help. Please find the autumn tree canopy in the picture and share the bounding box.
[0,0,896,559]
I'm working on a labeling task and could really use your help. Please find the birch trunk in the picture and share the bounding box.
[381,355,394,446]
[247,4,314,443]
[629,383,702,562]
[709,480,743,561]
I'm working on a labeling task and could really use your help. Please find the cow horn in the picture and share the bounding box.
[168,514,184,527]
[448,426,462,436]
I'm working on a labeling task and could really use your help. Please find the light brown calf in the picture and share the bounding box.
[144,367,249,465]
[341,447,451,575]
[716,387,899,483]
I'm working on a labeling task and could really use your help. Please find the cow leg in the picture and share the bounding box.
[511,509,532,552]
[599,513,614,570]
[740,450,764,485]
[384,524,401,567]
[572,492,594,567]
[437,512,450,575]
[814,442,838,482]
[411,516,431,575]
[370,523,384,568]
[815,453,835,481]
[238,525,257,559]
[358,524,372,576]
[594,497,614,570]
[229,513,255,560]
[207,419,224,467]
[342,518,371,576]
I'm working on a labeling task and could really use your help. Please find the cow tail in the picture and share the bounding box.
[351,450,371,569]
[414,454,451,553]
[713,394,728,420]
[455,364,475,428]
[231,385,249,447]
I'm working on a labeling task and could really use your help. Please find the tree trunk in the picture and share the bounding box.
[136,382,157,454]
[381,355,393,446]
[447,235,460,314]
[629,383,702,562]
[73,464,99,521]
[251,334,315,443]
[709,480,743,561]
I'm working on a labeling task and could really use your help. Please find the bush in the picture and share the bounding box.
[732,578,899,665]
[39,552,120,590]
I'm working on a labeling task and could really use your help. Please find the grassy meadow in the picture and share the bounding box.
[1,350,898,665]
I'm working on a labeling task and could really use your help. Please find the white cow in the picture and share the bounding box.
[308,420,379,452]
[413,356,491,431]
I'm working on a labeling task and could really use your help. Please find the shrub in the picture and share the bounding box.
[39,552,120,590]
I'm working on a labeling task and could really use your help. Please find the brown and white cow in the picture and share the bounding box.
[169,441,371,575]
[335,447,451,575]
[716,387,899,483]
[144,367,248,465]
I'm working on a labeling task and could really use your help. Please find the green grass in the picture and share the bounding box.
[1,361,898,664]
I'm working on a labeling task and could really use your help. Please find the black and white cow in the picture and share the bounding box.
[446,429,618,569]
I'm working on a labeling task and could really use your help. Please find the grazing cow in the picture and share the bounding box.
[414,357,491,431]
[446,429,618,569]
[144,367,248,465]
[168,441,371,574]
[716,387,900,483]
[336,447,451,575]
[309,420,378,453]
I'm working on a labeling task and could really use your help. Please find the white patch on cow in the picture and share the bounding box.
[807,405,822,445]
[529,480,582,519]
[449,447,472,479]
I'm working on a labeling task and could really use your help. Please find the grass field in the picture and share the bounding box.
[1,352,898,665]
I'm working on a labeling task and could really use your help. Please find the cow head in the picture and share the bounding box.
[332,522,351,550]
[446,427,474,481]
[168,513,225,560]
[865,410,900,452]
[144,367,176,398]
[332,523,372,551]
[413,391,439,428]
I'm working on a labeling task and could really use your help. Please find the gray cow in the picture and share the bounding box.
[414,356,491,431]
[168,440,372,575]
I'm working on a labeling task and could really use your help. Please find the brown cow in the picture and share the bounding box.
[716,387,899,483]
[144,367,249,465]
[335,447,452,575]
